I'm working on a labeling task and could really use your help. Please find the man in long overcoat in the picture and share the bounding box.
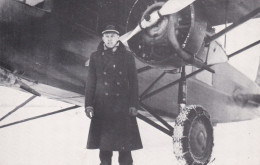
[85,24,143,165]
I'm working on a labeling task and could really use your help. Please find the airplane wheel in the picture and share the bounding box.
[173,105,214,165]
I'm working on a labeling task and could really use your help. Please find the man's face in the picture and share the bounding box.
[102,32,119,48]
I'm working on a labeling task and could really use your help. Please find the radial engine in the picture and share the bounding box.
[127,0,214,70]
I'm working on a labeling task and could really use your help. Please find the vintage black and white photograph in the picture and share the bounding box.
[0,0,260,165]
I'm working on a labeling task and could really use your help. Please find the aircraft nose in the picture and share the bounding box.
[141,3,170,42]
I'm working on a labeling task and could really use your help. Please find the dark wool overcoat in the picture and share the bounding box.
[85,41,143,151]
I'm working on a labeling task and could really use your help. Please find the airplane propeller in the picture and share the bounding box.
[120,0,196,44]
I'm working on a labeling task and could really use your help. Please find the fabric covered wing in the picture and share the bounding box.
[202,0,260,26]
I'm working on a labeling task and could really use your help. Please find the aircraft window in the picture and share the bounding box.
[193,67,213,86]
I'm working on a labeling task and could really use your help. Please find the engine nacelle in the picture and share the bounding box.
[126,0,207,69]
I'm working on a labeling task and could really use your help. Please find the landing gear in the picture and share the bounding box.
[173,67,213,165]
[173,105,214,165]
[136,66,214,165]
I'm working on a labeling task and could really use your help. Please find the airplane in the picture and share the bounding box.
[0,0,260,164]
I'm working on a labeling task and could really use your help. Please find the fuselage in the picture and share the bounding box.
[0,0,259,123]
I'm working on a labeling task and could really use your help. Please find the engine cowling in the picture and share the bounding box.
[126,0,207,69]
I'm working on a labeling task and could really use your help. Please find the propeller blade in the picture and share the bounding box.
[119,30,132,42]
[120,0,196,46]
[159,0,196,16]
[120,26,141,44]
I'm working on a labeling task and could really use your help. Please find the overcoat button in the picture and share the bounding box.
[105,93,109,96]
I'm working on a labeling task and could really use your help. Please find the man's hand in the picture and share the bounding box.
[85,106,94,119]
[129,107,139,116]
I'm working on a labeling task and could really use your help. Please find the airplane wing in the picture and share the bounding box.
[202,0,260,26]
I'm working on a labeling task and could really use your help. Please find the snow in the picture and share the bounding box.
[0,87,260,165]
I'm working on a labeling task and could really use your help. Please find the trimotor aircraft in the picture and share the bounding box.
[0,0,260,164]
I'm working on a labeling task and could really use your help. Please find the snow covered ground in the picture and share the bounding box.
[0,87,260,165]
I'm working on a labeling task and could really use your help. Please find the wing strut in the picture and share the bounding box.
[140,72,167,99]
[139,102,174,131]
[228,40,260,58]
[137,113,173,136]
[206,7,260,44]
[140,67,207,101]
[0,105,79,129]
[0,95,37,122]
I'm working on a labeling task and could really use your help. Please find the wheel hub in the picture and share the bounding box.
[197,131,206,148]
[190,117,209,159]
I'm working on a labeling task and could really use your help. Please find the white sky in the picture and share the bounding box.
[215,18,260,81]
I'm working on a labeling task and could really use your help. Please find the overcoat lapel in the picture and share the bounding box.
[102,51,114,72]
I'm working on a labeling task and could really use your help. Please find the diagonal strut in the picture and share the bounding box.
[0,105,80,129]
[0,95,37,122]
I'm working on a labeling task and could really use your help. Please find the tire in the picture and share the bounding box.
[173,105,214,165]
